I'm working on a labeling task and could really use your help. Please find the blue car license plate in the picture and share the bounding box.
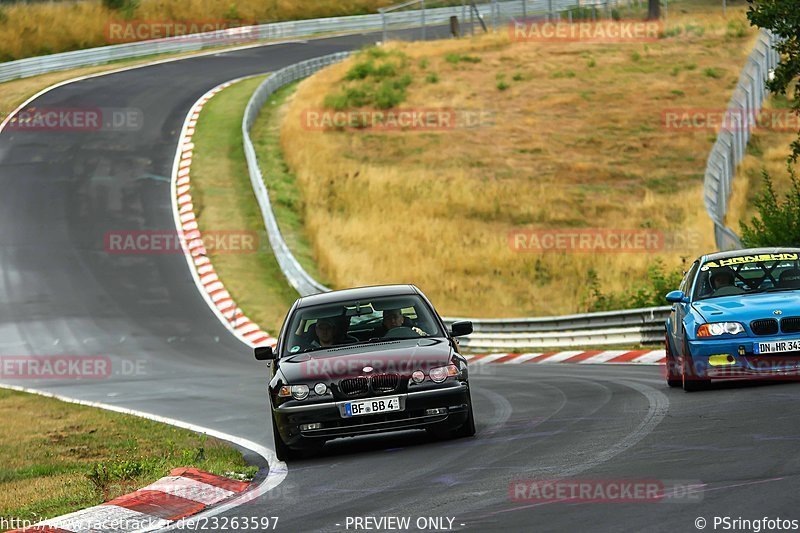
[754,340,800,355]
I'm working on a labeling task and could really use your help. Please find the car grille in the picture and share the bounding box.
[339,377,369,396]
[781,317,800,334]
[751,318,779,336]
[371,373,399,392]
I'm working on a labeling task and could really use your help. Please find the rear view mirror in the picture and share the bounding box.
[450,321,473,337]
[254,346,275,361]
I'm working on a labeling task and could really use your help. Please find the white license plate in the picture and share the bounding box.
[754,340,800,354]
[344,396,401,417]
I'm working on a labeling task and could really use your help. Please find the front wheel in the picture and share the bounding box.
[452,401,476,438]
[427,392,476,440]
[665,333,682,388]
[682,338,710,392]
[271,412,296,462]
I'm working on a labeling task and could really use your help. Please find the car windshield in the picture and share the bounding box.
[283,294,444,355]
[694,252,800,301]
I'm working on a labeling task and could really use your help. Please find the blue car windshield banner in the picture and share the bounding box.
[701,252,800,270]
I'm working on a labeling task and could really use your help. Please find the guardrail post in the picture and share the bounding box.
[421,0,427,40]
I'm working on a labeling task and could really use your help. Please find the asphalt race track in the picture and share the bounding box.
[2,32,800,532]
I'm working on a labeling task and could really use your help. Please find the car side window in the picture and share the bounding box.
[680,262,700,297]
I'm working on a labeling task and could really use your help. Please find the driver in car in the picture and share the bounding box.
[373,309,428,338]
[710,267,744,296]
[311,317,339,348]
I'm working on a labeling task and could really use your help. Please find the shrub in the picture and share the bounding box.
[583,259,685,312]
[740,168,800,247]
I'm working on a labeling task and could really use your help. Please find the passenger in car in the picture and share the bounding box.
[373,309,428,338]
[779,269,800,289]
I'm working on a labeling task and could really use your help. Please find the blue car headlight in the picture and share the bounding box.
[697,322,745,337]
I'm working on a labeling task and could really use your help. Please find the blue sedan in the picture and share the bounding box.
[665,248,800,391]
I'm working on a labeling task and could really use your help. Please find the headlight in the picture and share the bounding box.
[278,384,309,400]
[429,364,458,383]
[697,322,745,337]
[314,382,328,395]
[411,370,425,384]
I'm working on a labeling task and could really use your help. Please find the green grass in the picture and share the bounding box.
[188,75,300,333]
[0,389,254,527]
[324,47,412,110]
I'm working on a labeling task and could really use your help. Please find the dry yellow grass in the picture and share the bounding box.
[0,0,403,62]
[279,1,753,317]
[727,94,798,232]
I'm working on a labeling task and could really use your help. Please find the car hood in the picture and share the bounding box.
[693,291,800,323]
[278,337,454,383]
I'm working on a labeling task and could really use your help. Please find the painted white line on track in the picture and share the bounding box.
[0,383,288,529]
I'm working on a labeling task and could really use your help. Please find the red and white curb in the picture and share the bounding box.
[463,349,666,365]
[12,468,250,533]
[170,79,277,350]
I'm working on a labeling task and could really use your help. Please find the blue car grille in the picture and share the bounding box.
[781,317,800,334]
[751,319,779,336]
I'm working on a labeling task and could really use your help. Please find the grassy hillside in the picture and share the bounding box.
[275,0,754,317]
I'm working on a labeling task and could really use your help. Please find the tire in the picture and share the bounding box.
[682,337,710,392]
[271,412,296,462]
[428,392,476,440]
[665,333,682,388]
[453,401,476,438]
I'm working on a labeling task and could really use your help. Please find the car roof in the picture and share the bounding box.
[701,247,800,263]
[295,284,419,309]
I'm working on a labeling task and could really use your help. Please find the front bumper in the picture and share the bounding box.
[687,335,800,380]
[272,382,470,447]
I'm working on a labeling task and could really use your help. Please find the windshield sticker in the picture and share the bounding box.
[701,253,799,270]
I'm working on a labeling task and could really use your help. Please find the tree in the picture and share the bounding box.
[748,0,800,162]
[648,0,660,20]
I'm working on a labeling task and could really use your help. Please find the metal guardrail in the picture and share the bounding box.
[703,30,780,251]
[241,52,667,349]
[242,53,347,297]
[0,0,617,83]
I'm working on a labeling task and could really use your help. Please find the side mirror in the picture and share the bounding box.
[666,290,688,304]
[254,346,275,361]
[450,321,473,337]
